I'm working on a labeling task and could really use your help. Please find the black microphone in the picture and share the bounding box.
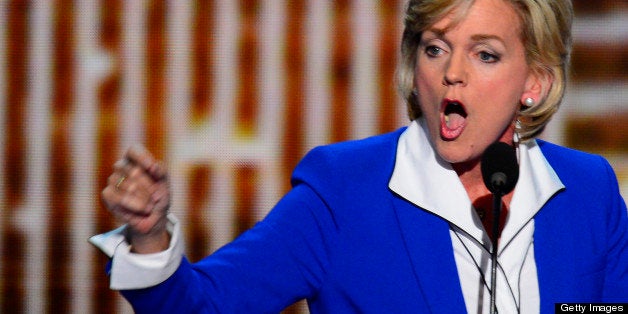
[480,141,519,314]
[481,141,519,196]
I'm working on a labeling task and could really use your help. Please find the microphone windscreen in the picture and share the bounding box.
[481,142,519,195]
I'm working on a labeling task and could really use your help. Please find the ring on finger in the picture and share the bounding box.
[115,175,127,190]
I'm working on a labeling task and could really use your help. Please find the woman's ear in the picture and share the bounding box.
[521,69,554,107]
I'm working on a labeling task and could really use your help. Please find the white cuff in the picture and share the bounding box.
[88,213,184,290]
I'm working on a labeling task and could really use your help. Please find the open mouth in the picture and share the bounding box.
[444,101,468,129]
[441,100,468,140]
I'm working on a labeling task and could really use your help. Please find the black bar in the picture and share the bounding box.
[555,303,627,313]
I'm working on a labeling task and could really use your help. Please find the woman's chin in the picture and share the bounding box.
[434,141,480,166]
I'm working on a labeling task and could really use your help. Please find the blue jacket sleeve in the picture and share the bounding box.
[121,183,337,313]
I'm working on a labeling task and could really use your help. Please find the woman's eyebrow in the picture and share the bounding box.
[424,28,447,38]
[470,34,504,43]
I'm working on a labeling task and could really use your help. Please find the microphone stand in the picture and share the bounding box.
[481,142,519,314]
[490,190,503,314]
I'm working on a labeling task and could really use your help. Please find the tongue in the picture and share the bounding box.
[446,112,466,130]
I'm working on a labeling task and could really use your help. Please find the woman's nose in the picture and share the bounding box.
[442,54,467,86]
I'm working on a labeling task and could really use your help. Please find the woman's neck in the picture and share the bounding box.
[453,159,513,204]
[453,160,486,199]
[454,159,513,242]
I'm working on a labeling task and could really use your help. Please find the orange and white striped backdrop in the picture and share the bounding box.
[0,1,625,313]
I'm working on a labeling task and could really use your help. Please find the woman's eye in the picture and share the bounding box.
[479,51,499,63]
[425,45,443,57]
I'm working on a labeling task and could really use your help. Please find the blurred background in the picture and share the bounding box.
[0,1,625,313]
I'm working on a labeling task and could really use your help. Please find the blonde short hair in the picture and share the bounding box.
[396,0,573,141]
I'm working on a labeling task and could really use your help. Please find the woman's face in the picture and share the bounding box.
[414,0,537,166]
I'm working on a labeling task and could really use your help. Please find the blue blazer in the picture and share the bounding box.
[122,128,628,313]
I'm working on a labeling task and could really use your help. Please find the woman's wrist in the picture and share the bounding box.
[126,219,171,254]
[129,230,170,254]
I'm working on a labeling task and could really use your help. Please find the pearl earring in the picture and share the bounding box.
[524,97,535,107]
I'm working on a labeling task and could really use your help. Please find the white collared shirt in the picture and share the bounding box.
[389,119,564,314]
